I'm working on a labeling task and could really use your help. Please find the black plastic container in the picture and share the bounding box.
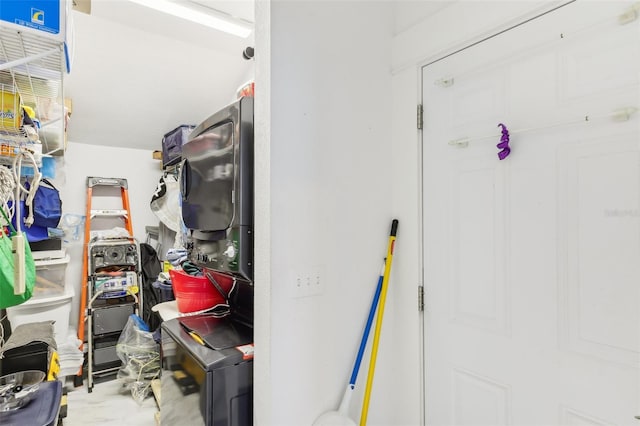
[162,124,195,168]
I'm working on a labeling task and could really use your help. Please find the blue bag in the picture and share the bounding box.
[30,178,62,229]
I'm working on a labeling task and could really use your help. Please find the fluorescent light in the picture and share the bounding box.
[127,0,252,38]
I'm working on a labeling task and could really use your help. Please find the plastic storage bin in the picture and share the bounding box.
[32,254,70,299]
[7,287,74,341]
[162,124,195,168]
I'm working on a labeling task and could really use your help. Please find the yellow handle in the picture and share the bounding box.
[189,331,205,346]
[360,220,398,425]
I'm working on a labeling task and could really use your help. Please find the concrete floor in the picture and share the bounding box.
[63,376,157,426]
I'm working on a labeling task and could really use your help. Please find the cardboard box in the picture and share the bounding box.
[72,0,91,14]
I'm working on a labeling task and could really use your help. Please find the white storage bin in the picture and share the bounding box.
[32,247,66,261]
[32,254,70,299]
[7,288,74,341]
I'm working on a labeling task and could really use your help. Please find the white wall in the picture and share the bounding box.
[392,1,453,36]
[57,141,161,330]
[253,0,272,423]
[254,1,397,424]
[66,8,253,151]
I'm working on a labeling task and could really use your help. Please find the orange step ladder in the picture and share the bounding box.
[75,177,134,387]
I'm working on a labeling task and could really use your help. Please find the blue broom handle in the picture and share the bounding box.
[348,260,385,388]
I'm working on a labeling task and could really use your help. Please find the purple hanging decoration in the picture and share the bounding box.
[496,123,511,160]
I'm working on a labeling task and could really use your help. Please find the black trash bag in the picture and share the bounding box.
[139,243,162,331]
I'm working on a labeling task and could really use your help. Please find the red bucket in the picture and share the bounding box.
[169,268,234,314]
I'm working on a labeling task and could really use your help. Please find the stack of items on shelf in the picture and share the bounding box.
[0,0,74,161]
[0,82,71,170]
[0,4,79,419]
[0,155,72,353]
[146,124,192,326]
[0,81,44,170]
[150,124,194,260]
[0,220,82,379]
[0,0,74,362]
[143,148,183,330]
[6,238,75,350]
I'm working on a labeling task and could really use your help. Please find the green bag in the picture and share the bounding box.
[0,208,36,309]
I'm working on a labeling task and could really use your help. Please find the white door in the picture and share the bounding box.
[422,1,640,425]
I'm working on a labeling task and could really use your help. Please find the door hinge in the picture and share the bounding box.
[418,285,424,311]
[417,104,423,130]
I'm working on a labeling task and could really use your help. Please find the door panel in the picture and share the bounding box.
[421,2,640,425]
[558,134,640,367]
[451,158,508,335]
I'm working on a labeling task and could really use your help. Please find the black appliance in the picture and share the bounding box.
[161,316,253,426]
[89,241,138,269]
[162,97,255,425]
[180,96,254,282]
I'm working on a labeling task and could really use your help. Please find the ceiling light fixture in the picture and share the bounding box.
[126,0,252,38]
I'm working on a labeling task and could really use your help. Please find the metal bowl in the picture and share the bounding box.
[0,370,46,412]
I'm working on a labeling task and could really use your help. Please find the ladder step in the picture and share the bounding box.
[87,177,128,189]
[90,209,128,218]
